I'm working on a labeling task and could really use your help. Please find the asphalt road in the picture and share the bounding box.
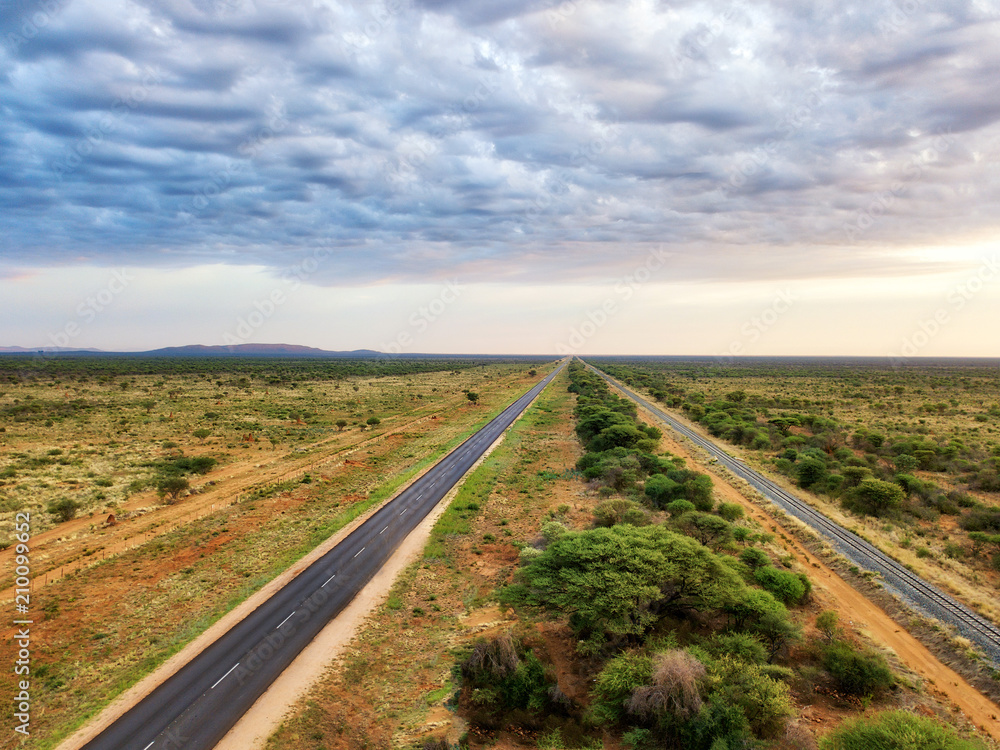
[81,363,565,750]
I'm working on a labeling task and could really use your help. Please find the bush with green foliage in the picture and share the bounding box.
[739,547,770,569]
[512,524,746,639]
[822,641,895,697]
[702,632,767,665]
[819,710,987,750]
[846,478,905,517]
[593,497,649,527]
[47,497,81,523]
[666,499,696,517]
[709,656,793,738]
[591,652,654,723]
[717,502,744,522]
[157,475,190,503]
[797,457,829,488]
[461,634,556,726]
[675,512,732,549]
[754,566,807,605]
[724,588,787,631]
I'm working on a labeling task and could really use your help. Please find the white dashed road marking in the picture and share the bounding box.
[211,662,241,690]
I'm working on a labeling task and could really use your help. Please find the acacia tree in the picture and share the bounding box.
[513,525,744,640]
[157,476,189,504]
[850,478,905,516]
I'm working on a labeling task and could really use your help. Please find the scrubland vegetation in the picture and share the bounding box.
[590,358,1000,608]
[0,356,551,746]
[0,356,537,540]
[443,363,989,750]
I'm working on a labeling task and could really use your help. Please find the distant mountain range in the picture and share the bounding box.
[0,346,105,353]
[0,343,383,357]
[143,344,383,357]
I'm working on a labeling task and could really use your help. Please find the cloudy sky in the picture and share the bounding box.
[1,0,998,356]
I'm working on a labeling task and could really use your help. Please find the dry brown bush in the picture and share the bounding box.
[627,649,707,720]
[462,632,519,680]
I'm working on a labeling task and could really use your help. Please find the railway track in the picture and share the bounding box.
[586,363,1000,667]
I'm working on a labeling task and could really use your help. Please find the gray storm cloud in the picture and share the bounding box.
[1,0,998,284]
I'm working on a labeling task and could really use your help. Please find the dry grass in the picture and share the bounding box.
[0,362,553,748]
[0,364,535,539]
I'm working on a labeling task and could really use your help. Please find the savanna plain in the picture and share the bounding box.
[1,355,999,750]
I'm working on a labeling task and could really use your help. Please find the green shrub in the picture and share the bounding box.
[157,475,189,503]
[679,699,754,750]
[462,634,553,718]
[822,641,895,697]
[754,566,807,605]
[819,710,987,750]
[520,525,748,638]
[816,610,840,642]
[677,512,732,549]
[591,652,653,723]
[717,503,744,522]
[47,497,81,523]
[710,656,793,738]
[724,588,787,630]
[666,499,696,516]
[847,478,905,517]
[703,632,767,665]
[645,473,683,507]
[593,497,649,528]
[797,457,828,488]
[739,547,770,569]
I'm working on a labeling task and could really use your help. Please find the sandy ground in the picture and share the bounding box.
[54,387,531,750]
[636,409,1000,742]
